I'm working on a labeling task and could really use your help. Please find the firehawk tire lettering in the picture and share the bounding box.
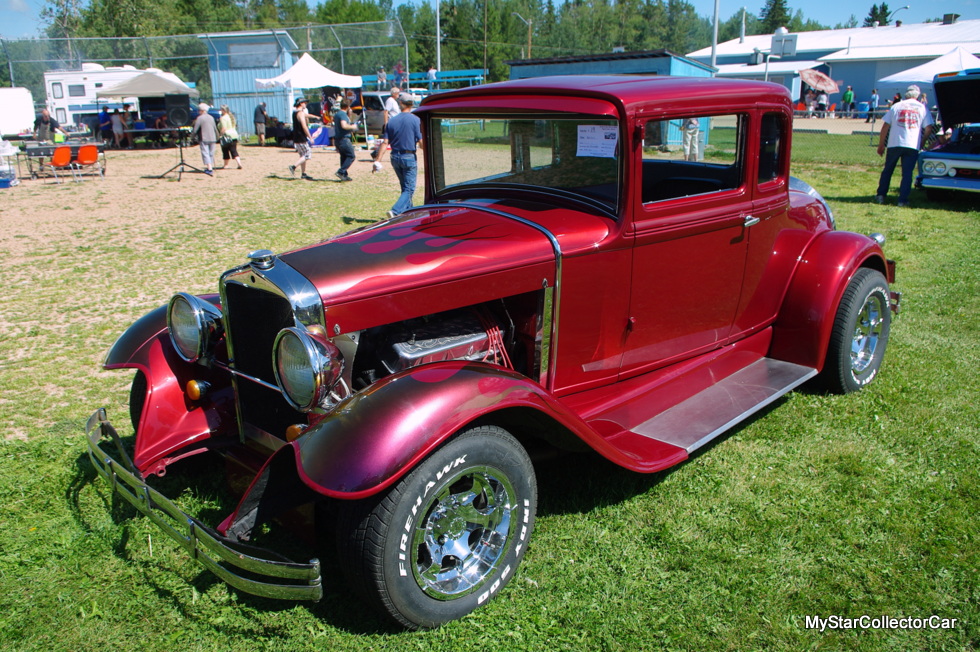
[338,425,537,629]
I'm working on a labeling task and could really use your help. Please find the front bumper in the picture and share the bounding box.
[84,409,323,601]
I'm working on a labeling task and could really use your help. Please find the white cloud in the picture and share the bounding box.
[8,0,31,13]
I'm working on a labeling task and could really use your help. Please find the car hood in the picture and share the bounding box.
[280,202,608,305]
[934,68,980,127]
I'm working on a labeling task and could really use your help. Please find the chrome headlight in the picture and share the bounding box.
[934,161,947,176]
[167,293,224,363]
[923,160,935,174]
[273,327,344,412]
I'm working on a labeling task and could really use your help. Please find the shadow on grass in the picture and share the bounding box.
[66,391,791,636]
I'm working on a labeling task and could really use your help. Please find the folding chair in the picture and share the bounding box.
[73,144,104,179]
[42,145,79,183]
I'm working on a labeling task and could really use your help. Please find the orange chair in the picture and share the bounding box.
[42,145,78,183]
[73,144,104,179]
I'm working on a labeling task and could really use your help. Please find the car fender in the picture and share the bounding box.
[103,298,233,475]
[769,230,888,370]
[286,360,665,500]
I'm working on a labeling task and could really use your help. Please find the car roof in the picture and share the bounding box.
[418,75,791,117]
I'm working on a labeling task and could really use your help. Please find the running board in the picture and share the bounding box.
[630,358,817,453]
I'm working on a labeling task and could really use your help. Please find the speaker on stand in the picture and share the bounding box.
[165,94,191,127]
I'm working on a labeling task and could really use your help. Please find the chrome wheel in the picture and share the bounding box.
[850,292,887,374]
[412,467,516,599]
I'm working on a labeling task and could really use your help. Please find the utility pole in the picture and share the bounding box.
[513,12,532,59]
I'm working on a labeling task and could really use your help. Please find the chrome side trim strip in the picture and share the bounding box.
[412,202,563,389]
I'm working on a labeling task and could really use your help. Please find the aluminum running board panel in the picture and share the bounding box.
[630,358,817,453]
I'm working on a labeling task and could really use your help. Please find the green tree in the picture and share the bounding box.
[863,3,891,26]
[759,0,791,33]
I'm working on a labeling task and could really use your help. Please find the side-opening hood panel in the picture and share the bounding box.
[934,68,980,127]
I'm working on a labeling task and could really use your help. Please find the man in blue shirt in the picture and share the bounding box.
[385,95,422,217]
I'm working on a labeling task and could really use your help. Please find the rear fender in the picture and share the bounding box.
[104,299,234,476]
[289,361,603,499]
[770,231,887,370]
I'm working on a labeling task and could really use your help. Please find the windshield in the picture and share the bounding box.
[428,115,622,215]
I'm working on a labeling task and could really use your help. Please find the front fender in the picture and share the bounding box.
[288,361,658,499]
[103,298,234,476]
[769,230,888,370]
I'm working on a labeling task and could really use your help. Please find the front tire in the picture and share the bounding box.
[338,425,537,629]
[822,268,891,393]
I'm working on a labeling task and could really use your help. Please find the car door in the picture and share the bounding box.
[620,112,752,376]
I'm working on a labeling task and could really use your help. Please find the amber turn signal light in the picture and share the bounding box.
[285,424,307,442]
[186,380,210,401]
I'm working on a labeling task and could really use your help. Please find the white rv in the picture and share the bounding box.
[43,63,189,129]
[0,87,36,137]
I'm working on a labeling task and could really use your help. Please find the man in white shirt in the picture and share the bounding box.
[875,85,934,207]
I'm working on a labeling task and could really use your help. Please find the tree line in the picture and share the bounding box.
[34,0,861,83]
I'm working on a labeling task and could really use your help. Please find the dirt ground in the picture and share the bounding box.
[0,140,402,261]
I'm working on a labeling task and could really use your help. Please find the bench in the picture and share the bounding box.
[361,69,486,90]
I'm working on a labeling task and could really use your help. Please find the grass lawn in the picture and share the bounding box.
[0,137,977,651]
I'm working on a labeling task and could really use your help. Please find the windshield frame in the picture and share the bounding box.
[425,111,624,219]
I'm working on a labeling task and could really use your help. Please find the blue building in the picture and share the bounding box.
[200,30,300,135]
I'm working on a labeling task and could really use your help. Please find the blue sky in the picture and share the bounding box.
[2,0,978,41]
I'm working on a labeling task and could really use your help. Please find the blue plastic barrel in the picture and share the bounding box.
[857,102,869,119]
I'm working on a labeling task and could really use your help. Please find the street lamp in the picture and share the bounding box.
[512,12,532,59]
[887,5,910,22]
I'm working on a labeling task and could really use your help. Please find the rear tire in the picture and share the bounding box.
[822,268,891,394]
[338,425,536,629]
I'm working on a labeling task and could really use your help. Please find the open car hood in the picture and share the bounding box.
[934,68,980,127]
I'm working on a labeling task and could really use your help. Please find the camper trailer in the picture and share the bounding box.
[43,64,190,130]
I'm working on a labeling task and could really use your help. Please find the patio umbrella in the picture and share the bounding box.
[799,69,839,94]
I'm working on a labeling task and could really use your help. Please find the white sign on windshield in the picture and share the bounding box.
[577,125,618,158]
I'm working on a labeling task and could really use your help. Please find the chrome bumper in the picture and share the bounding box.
[84,409,323,601]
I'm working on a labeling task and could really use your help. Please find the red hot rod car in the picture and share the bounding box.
[86,75,899,629]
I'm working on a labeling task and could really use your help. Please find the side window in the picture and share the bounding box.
[758,112,787,184]
[68,84,86,97]
[52,82,63,99]
[641,114,743,204]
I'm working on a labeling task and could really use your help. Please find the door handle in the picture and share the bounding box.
[743,215,761,228]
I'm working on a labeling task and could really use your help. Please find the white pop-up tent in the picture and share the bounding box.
[878,47,980,98]
[96,71,200,99]
[255,53,362,92]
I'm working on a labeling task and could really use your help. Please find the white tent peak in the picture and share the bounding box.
[255,53,362,90]
[878,47,980,93]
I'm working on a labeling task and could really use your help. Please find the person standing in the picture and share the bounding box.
[393,60,405,88]
[110,109,125,148]
[385,94,422,217]
[372,86,402,164]
[842,86,855,118]
[33,108,68,142]
[218,105,243,169]
[288,97,314,180]
[98,107,112,143]
[332,98,357,181]
[875,85,934,207]
[681,117,699,162]
[816,91,828,118]
[253,102,267,146]
[866,88,879,123]
[191,103,218,176]
[426,65,437,92]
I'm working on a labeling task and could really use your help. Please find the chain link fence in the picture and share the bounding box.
[1,21,408,107]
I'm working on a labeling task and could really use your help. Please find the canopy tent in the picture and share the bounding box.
[877,47,980,97]
[95,72,199,98]
[255,53,362,91]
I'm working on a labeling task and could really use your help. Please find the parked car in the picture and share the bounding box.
[86,75,900,630]
[358,90,421,135]
[916,67,980,199]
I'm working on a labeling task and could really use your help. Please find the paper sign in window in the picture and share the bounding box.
[577,125,618,158]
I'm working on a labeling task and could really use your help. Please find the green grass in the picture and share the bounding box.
[0,139,978,651]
